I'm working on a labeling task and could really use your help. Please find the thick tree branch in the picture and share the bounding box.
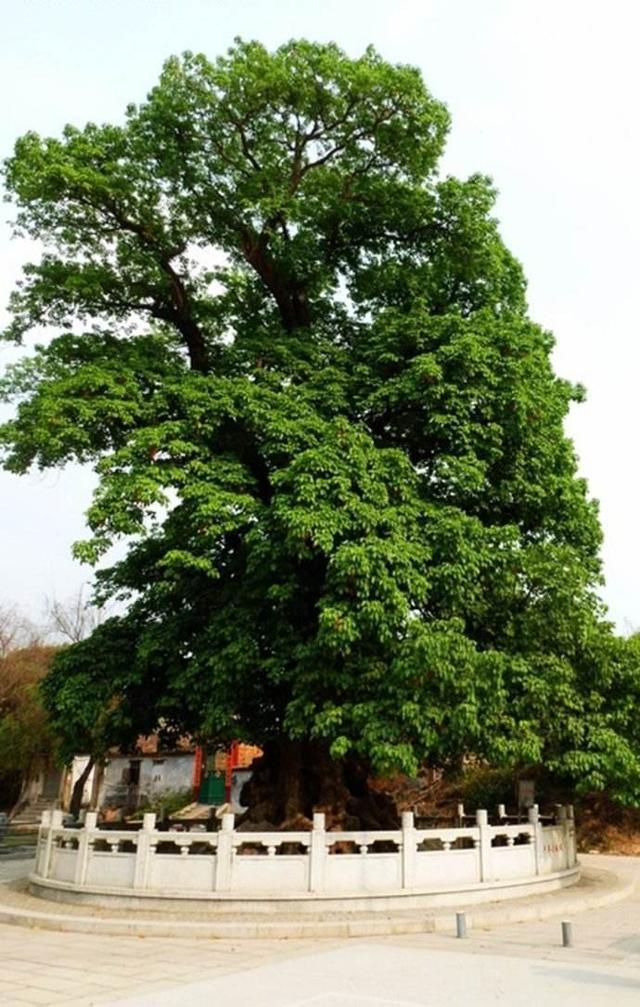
[94,199,211,373]
[241,230,310,333]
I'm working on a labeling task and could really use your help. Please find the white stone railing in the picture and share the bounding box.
[32,804,576,898]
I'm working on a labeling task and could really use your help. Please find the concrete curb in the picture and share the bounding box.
[0,866,632,939]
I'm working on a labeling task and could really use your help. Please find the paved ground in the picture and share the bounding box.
[0,856,38,883]
[1,853,639,1006]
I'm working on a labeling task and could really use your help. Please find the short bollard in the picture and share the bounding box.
[561,921,573,947]
[456,912,467,938]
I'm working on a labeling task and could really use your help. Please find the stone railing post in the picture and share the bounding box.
[401,811,415,889]
[74,811,97,886]
[133,812,156,890]
[476,809,491,883]
[41,809,63,880]
[528,804,543,875]
[214,812,235,891]
[556,804,569,868]
[35,810,51,875]
[309,812,326,892]
[566,804,576,866]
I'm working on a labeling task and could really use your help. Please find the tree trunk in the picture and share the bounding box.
[238,738,399,830]
[69,756,95,819]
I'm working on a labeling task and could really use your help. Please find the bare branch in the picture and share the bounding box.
[45,588,105,644]
[0,604,41,659]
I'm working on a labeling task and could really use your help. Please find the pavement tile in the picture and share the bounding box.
[32,977,101,994]
[5,989,70,1005]
[0,968,39,984]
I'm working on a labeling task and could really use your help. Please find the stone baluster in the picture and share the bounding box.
[401,811,415,890]
[309,812,326,893]
[74,811,97,885]
[41,809,63,880]
[476,809,491,883]
[556,804,569,869]
[35,810,51,875]
[566,804,576,866]
[133,812,156,890]
[214,812,235,891]
[528,804,543,876]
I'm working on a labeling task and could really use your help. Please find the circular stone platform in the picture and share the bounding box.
[0,865,630,938]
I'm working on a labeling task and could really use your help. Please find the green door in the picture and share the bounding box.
[199,772,225,805]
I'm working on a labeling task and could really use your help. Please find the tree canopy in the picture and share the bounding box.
[2,39,639,816]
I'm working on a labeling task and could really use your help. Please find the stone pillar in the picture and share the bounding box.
[40,805,62,878]
[41,809,63,880]
[528,804,543,876]
[309,812,326,892]
[133,812,156,890]
[566,804,576,866]
[401,811,415,889]
[476,809,491,883]
[35,810,51,875]
[214,812,235,891]
[556,804,569,869]
[74,811,97,886]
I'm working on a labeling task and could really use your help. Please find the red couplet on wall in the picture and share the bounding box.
[192,745,204,802]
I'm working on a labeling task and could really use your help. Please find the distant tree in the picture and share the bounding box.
[0,603,38,659]
[45,587,105,644]
[0,633,58,809]
[2,40,640,823]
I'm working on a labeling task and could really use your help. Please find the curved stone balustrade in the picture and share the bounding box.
[30,805,577,908]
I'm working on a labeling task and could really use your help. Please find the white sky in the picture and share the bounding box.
[1,0,639,631]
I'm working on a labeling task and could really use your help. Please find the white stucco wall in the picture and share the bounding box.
[99,754,194,808]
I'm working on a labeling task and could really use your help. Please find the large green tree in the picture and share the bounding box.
[3,40,639,824]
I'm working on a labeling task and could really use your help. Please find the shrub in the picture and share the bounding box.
[136,788,193,819]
